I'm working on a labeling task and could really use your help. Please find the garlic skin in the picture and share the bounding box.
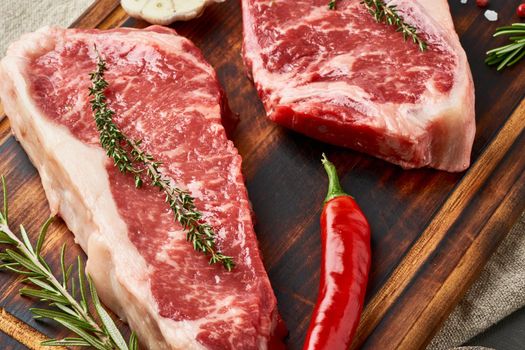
[121,0,225,24]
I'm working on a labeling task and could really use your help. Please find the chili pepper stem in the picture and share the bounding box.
[321,154,350,202]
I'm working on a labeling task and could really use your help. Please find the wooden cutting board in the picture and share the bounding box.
[0,0,524,349]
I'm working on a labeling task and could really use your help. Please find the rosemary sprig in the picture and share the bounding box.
[486,23,525,71]
[88,53,234,271]
[361,0,427,52]
[0,176,137,349]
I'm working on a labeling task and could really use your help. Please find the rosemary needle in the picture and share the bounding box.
[361,0,428,52]
[89,52,234,271]
[486,23,525,71]
[0,176,137,349]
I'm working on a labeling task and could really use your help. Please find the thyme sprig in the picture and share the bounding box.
[0,176,137,349]
[486,23,525,71]
[89,53,234,271]
[361,0,428,52]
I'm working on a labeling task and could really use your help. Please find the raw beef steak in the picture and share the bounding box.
[242,0,475,171]
[0,26,282,349]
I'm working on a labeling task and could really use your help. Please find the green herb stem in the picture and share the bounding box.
[0,176,136,349]
[361,0,428,52]
[486,23,525,71]
[88,53,234,271]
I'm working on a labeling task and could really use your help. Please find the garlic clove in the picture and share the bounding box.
[141,0,177,23]
[120,0,149,18]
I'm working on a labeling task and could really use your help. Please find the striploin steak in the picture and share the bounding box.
[0,26,282,349]
[242,0,475,171]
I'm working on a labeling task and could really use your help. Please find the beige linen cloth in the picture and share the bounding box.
[1,1,524,349]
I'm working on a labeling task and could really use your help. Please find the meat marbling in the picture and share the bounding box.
[242,0,475,171]
[0,26,281,349]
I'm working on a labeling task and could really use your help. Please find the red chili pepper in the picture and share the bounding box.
[303,155,371,350]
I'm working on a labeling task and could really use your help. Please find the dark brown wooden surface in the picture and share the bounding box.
[0,0,524,349]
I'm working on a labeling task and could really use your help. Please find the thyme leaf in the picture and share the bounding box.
[0,176,137,349]
[88,52,234,271]
[361,0,428,52]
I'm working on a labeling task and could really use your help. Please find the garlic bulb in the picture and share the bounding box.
[121,0,225,24]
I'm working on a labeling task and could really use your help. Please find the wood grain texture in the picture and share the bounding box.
[0,326,31,350]
[0,0,524,349]
[71,0,121,29]
[0,308,61,350]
